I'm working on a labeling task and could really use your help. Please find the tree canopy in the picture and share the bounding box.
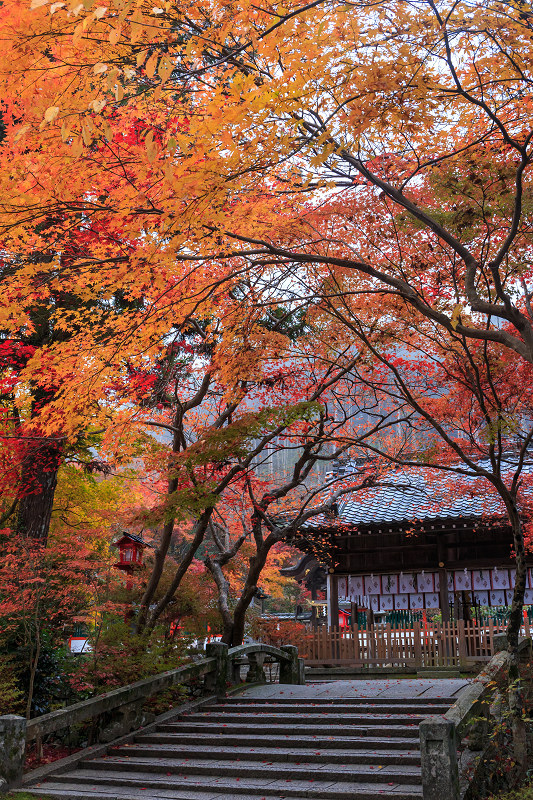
[1,0,533,684]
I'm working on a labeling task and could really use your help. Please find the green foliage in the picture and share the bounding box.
[17,636,80,716]
[0,653,24,715]
[69,619,191,695]
[160,483,219,523]
[138,401,324,524]
[257,306,311,340]
[182,402,323,468]
[490,785,533,799]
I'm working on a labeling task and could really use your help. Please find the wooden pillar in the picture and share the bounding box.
[311,586,318,630]
[328,571,339,631]
[438,566,450,622]
[461,591,472,622]
[437,537,450,623]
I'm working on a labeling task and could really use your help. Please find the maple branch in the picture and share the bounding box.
[213,227,533,362]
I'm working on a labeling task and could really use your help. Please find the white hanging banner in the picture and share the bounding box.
[380,594,394,611]
[382,574,399,594]
[337,576,347,600]
[410,593,424,610]
[399,573,416,593]
[490,590,506,606]
[348,576,364,599]
[338,567,533,610]
[473,570,491,591]
[491,569,510,589]
[395,593,409,610]
[473,590,489,606]
[417,572,434,593]
[453,570,472,591]
[365,575,381,595]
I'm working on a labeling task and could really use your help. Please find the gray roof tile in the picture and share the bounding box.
[302,462,533,529]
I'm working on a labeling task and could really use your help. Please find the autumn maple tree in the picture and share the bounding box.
[2,0,533,747]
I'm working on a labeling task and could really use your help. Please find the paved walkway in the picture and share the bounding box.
[241,677,470,700]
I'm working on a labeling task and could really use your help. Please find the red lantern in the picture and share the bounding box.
[112,532,149,586]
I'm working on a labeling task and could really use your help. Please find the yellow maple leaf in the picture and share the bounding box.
[44,106,60,123]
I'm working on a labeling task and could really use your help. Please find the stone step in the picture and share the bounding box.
[77,756,421,784]
[48,768,424,798]
[138,731,420,750]
[18,684,461,800]
[218,696,456,706]
[19,778,424,799]
[109,742,421,765]
[186,712,431,724]
[157,721,420,737]
[18,788,225,800]
[207,702,451,715]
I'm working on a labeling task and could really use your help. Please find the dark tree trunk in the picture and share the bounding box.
[16,441,61,544]
[134,478,178,634]
[205,556,234,645]
[506,504,527,651]
[230,545,273,646]
[143,509,213,633]
[502,496,528,776]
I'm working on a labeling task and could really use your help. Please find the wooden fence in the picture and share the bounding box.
[291,619,528,667]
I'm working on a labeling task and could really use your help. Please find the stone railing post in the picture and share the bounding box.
[419,717,459,800]
[245,651,266,684]
[0,714,27,790]
[279,645,305,685]
[205,642,230,696]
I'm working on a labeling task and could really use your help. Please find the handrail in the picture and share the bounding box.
[228,642,292,661]
[419,634,532,800]
[0,640,305,790]
[26,657,217,741]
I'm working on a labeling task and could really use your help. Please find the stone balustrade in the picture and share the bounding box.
[0,640,304,790]
[419,634,532,800]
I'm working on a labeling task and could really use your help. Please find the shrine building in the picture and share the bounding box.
[287,463,533,627]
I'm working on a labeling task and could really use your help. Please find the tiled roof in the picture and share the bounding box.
[301,461,533,530]
[336,470,503,527]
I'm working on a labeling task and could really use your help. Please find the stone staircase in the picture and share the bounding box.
[23,694,457,799]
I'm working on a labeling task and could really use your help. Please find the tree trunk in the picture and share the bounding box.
[134,477,178,634]
[506,507,527,650]
[26,624,41,720]
[503,498,528,777]
[230,545,272,646]
[144,509,213,632]
[205,556,234,644]
[17,442,60,544]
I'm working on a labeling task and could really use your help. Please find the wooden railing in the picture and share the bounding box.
[0,641,304,791]
[291,619,520,667]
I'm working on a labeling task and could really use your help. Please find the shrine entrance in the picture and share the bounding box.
[287,466,533,667]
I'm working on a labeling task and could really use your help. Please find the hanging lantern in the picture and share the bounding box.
[111,532,149,586]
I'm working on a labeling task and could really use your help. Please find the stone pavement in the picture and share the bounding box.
[240,676,470,701]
